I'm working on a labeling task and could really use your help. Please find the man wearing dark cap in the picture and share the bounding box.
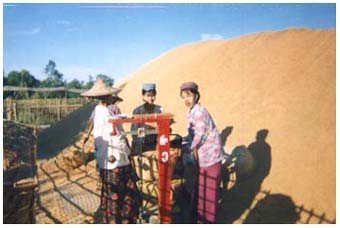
[131,83,163,153]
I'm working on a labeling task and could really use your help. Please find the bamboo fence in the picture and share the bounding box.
[3,98,89,125]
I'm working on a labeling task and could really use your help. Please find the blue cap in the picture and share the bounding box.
[142,83,156,91]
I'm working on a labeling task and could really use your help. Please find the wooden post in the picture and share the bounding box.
[58,99,61,121]
[6,98,12,120]
[36,106,39,125]
[13,99,17,122]
[64,91,68,115]
[29,101,32,123]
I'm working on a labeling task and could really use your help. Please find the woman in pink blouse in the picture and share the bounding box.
[180,81,224,224]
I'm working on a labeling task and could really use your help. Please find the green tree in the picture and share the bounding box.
[41,60,65,87]
[97,74,114,86]
[3,69,7,84]
[3,71,9,99]
[7,71,21,86]
[44,60,64,83]
[3,76,7,86]
[67,79,82,89]
[66,79,83,98]
[84,75,95,89]
[41,60,65,98]
[5,70,40,99]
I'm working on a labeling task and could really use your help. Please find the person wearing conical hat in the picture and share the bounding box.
[83,81,124,191]
[130,83,163,154]
[83,80,123,146]
[81,78,141,224]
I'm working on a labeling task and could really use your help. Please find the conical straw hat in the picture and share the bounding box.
[81,78,121,97]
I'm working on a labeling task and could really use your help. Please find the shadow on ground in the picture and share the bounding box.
[37,102,96,159]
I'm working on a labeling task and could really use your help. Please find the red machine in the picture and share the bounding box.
[109,113,173,223]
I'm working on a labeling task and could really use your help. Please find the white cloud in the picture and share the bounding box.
[57,20,72,26]
[19,27,41,36]
[66,27,79,32]
[200,33,224,41]
[56,20,79,33]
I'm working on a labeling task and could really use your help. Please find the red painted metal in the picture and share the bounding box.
[109,113,173,223]
[157,117,171,223]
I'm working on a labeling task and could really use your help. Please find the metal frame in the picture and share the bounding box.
[109,113,173,223]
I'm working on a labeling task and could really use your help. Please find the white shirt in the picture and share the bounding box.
[92,105,130,170]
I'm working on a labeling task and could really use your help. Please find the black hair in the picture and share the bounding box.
[97,95,111,101]
[142,89,157,95]
[97,95,119,105]
[180,89,200,103]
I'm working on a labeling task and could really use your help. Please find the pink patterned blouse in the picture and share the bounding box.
[186,103,223,167]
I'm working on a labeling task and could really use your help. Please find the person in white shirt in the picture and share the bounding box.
[81,79,141,224]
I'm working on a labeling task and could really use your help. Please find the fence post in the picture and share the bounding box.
[58,99,61,121]
[36,106,39,125]
[4,97,86,125]
[5,98,11,120]
[13,100,17,122]
[64,95,68,116]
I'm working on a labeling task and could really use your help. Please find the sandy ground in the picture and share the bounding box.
[36,28,335,223]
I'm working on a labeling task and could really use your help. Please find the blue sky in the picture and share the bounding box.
[3,3,336,83]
